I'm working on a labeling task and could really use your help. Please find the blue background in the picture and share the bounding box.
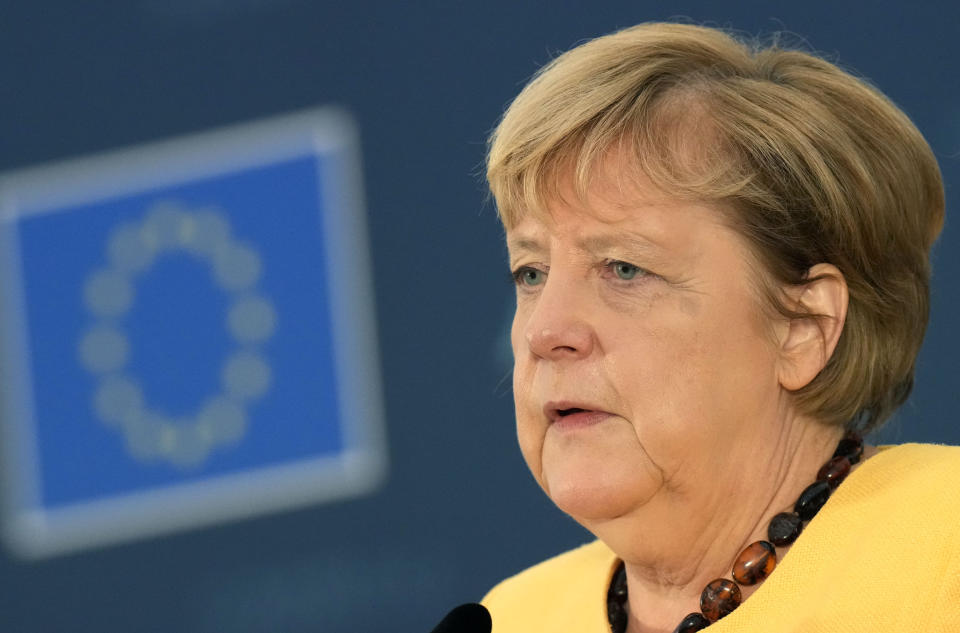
[0,2,957,632]
[17,155,345,507]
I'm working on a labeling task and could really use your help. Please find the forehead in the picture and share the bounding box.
[505,165,730,255]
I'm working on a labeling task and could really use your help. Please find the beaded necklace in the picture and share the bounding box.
[606,433,864,633]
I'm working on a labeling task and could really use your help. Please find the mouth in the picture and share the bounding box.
[544,401,613,427]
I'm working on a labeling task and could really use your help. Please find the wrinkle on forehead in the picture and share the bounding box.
[505,156,736,265]
[511,149,742,250]
[513,146,674,229]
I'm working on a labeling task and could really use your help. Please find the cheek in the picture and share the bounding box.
[606,296,780,472]
[513,372,547,489]
[511,311,546,483]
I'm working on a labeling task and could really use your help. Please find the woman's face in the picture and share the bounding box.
[507,165,788,528]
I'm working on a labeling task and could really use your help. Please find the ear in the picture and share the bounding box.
[777,263,849,391]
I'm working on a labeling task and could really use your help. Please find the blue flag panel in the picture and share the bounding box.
[0,108,386,558]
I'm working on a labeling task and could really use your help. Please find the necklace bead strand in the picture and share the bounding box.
[606,433,863,633]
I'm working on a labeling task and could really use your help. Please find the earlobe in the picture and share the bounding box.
[777,263,849,391]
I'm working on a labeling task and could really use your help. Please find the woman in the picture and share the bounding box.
[481,22,959,633]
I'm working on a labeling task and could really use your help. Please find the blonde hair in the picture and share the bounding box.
[487,22,944,431]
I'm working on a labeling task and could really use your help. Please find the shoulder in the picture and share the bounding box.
[805,443,960,586]
[482,540,616,633]
[873,441,960,468]
[835,443,960,520]
[758,443,960,630]
[859,442,960,495]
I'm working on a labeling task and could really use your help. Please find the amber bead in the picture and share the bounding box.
[817,455,851,489]
[673,612,710,633]
[768,511,804,546]
[794,480,831,521]
[700,578,741,622]
[732,540,777,585]
[833,433,863,464]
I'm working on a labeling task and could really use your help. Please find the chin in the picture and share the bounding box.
[535,429,661,523]
[544,470,653,523]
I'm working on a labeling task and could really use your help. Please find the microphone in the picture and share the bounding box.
[430,603,492,633]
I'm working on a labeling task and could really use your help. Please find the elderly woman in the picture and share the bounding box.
[480,22,959,633]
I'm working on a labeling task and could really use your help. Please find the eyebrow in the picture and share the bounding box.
[507,233,662,257]
[506,237,544,254]
[576,234,661,255]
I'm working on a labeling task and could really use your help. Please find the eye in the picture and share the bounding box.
[610,260,645,280]
[511,266,546,287]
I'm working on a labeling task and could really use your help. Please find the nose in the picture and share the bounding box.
[521,274,596,361]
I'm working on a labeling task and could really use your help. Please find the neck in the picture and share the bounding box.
[589,415,847,633]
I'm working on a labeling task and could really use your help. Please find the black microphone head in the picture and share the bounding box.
[430,603,492,633]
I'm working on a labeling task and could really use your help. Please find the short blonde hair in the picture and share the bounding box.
[487,22,944,432]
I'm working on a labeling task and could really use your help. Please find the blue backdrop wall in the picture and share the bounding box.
[0,1,957,631]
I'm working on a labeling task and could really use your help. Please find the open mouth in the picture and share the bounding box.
[544,402,609,425]
[549,407,611,429]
